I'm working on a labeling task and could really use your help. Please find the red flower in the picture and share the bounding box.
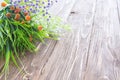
[14,7,21,14]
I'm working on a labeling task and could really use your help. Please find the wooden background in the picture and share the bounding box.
[1,0,120,80]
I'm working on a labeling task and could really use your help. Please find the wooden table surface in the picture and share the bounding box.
[1,0,120,80]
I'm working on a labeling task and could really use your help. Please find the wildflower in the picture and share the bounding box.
[10,6,15,10]
[24,12,28,16]
[1,1,7,7]
[38,26,43,31]
[25,15,31,21]
[14,7,21,14]
[9,0,58,15]
[21,20,25,24]
[6,13,11,18]
[15,13,20,20]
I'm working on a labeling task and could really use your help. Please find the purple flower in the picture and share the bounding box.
[9,0,58,21]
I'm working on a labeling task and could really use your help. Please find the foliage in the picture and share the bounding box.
[0,0,69,79]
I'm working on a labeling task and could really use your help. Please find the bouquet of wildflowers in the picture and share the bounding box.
[0,0,69,78]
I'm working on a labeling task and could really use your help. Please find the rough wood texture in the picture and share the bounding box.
[1,0,120,80]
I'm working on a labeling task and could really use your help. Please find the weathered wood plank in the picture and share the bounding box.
[64,0,98,80]
[1,0,120,80]
[83,0,120,80]
[28,0,97,80]
[49,0,77,21]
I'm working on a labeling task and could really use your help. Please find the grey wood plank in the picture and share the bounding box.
[27,0,97,80]
[49,0,77,21]
[83,0,120,80]
[116,0,120,22]
[1,0,120,80]
[0,40,57,80]
[67,0,98,80]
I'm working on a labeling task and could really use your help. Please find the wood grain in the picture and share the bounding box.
[83,0,120,79]
[1,0,120,80]
[49,0,77,21]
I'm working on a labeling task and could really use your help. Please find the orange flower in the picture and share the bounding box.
[29,35,33,42]
[38,26,43,31]
[6,13,11,18]
[1,1,7,7]
[25,15,31,21]
[24,12,28,16]
[10,6,15,10]
[15,13,20,20]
